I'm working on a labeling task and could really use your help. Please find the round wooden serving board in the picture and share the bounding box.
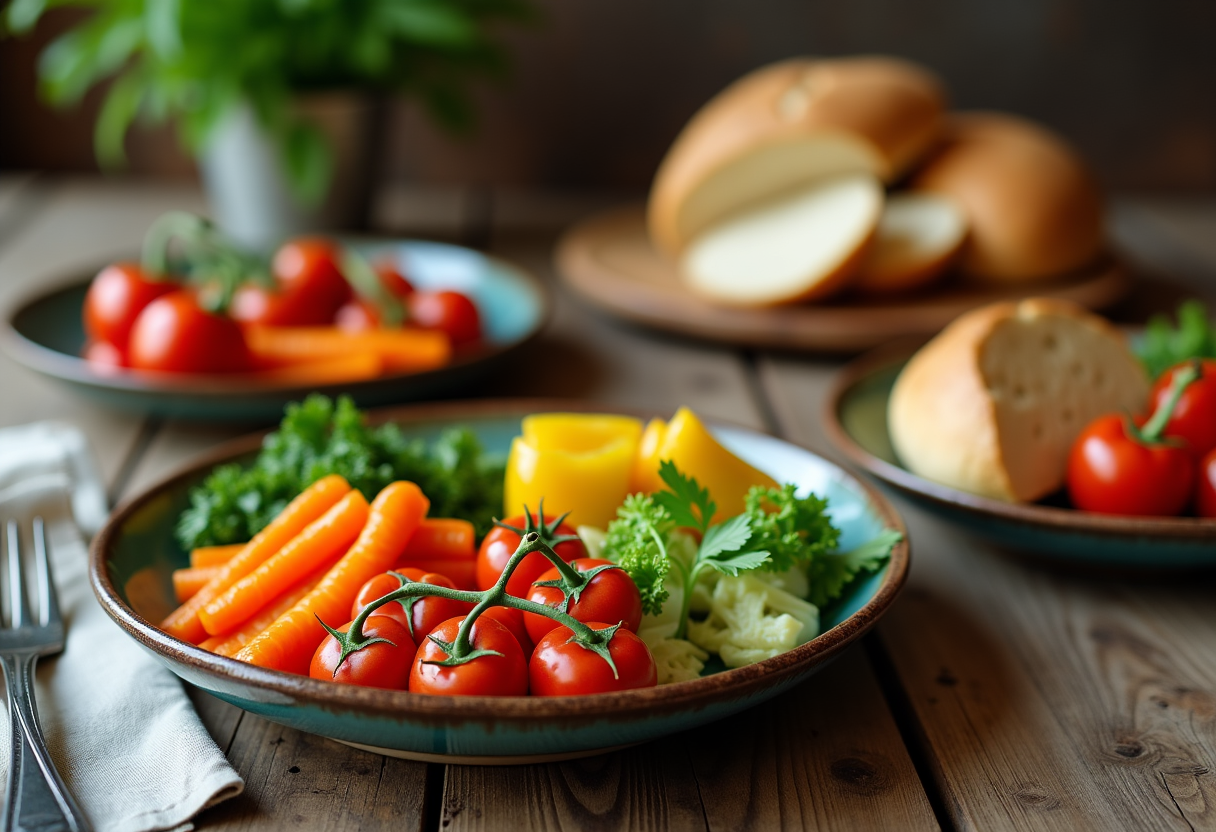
[555,204,1132,353]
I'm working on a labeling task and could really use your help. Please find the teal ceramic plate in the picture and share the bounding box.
[825,345,1216,569]
[1,241,549,422]
[91,399,909,764]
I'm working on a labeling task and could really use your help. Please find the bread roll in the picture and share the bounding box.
[911,113,1105,282]
[852,191,967,294]
[681,173,883,306]
[649,56,946,256]
[888,299,1148,502]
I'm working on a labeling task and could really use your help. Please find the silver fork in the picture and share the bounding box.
[0,518,90,832]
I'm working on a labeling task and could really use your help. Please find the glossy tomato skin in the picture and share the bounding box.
[475,515,587,597]
[127,290,251,373]
[254,237,353,325]
[408,290,481,346]
[523,558,643,645]
[229,284,321,327]
[1196,448,1216,518]
[83,262,174,351]
[529,622,657,696]
[1150,360,1216,458]
[1067,414,1195,516]
[351,568,472,642]
[409,614,528,696]
[334,298,381,332]
[83,340,126,371]
[310,617,416,690]
[479,605,533,656]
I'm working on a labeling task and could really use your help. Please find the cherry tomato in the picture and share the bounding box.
[351,568,472,642]
[1196,448,1216,518]
[376,262,414,297]
[529,622,657,696]
[127,290,250,373]
[334,298,381,332]
[83,262,174,351]
[523,558,643,645]
[310,616,416,690]
[1067,413,1195,516]
[408,290,481,346]
[479,605,533,656]
[476,511,587,597]
[232,238,352,326]
[1150,360,1216,457]
[409,614,528,696]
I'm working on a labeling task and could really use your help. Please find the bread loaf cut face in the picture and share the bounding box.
[853,191,967,294]
[888,299,1148,502]
[649,56,945,256]
[911,113,1104,282]
[680,173,882,306]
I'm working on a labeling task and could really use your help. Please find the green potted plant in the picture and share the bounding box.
[4,0,533,248]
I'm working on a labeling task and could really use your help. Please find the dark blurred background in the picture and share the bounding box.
[4,0,1215,193]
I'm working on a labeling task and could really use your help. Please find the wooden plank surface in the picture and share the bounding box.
[756,200,1216,831]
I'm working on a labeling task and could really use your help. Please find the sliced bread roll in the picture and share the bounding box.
[852,191,967,294]
[911,113,1105,282]
[888,298,1148,502]
[680,173,883,306]
[649,56,945,256]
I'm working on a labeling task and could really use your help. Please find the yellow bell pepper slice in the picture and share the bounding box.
[628,407,778,521]
[505,413,643,529]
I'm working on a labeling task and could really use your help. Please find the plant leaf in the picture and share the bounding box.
[703,549,771,577]
[95,70,145,166]
[655,460,715,534]
[699,513,752,561]
[145,0,182,59]
[281,120,331,206]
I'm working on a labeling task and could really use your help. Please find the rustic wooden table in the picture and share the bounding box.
[1,176,1214,832]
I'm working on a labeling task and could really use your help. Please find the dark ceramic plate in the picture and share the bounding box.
[825,345,1216,568]
[91,399,909,764]
[2,240,549,421]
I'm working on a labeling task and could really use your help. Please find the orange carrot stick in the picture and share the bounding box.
[243,325,451,374]
[190,543,246,569]
[199,565,328,657]
[398,518,476,562]
[160,474,351,644]
[199,489,370,637]
[234,481,429,674]
[248,352,383,386]
[173,566,221,603]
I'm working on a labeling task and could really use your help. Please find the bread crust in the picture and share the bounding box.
[888,299,1148,502]
[648,56,946,256]
[911,113,1105,282]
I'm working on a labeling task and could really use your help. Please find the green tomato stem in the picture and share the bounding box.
[1137,361,1201,443]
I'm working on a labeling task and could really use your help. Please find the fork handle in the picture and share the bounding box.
[2,654,91,832]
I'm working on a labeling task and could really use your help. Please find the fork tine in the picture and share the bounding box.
[33,516,58,628]
[5,519,31,629]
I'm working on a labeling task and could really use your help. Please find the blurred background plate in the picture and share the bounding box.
[824,343,1216,568]
[556,204,1131,353]
[91,399,909,763]
[0,240,549,422]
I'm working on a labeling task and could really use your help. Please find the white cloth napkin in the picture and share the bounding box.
[0,423,244,832]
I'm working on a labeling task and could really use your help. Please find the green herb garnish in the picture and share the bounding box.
[1139,300,1216,380]
[176,394,504,549]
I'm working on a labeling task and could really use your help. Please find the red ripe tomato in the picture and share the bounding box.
[229,284,318,327]
[351,568,472,642]
[479,605,533,656]
[233,238,352,326]
[1150,360,1216,457]
[1196,448,1216,518]
[1067,413,1195,516]
[309,616,416,690]
[83,340,126,371]
[83,262,174,351]
[529,622,657,696]
[523,559,643,645]
[408,290,481,346]
[475,512,586,597]
[376,262,414,297]
[334,298,381,332]
[127,290,251,373]
[409,614,528,696]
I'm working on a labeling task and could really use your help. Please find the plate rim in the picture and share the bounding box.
[555,203,1131,354]
[0,240,552,399]
[90,397,911,723]
[823,343,1216,542]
